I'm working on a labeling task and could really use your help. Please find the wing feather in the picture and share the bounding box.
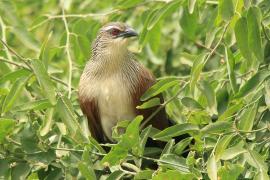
[132,64,169,130]
[78,96,105,142]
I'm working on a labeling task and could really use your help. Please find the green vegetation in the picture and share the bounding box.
[0,0,270,179]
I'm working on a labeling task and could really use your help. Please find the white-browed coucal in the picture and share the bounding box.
[78,22,169,143]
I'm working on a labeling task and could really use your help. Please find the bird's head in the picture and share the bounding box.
[93,22,138,53]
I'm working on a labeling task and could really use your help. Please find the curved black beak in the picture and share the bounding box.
[117,28,138,38]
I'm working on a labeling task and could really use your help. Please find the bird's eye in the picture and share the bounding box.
[111,28,121,36]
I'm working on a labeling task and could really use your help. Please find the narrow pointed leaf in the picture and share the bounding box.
[153,123,199,141]
[140,78,179,101]
[235,17,252,60]
[247,6,263,61]
[32,60,56,105]
[136,97,160,109]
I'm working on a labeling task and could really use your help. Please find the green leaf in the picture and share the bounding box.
[161,139,175,156]
[117,0,144,9]
[0,88,9,95]
[25,149,56,165]
[245,149,268,172]
[180,6,199,40]
[77,35,91,60]
[159,154,190,173]
[0,159,9,179]
[188,0,196,14]
[39,31,52,63]
[20,122,40,153]
[218,102,243,121]
[56,95,86,142]
[181,97,204,110]
[72,19,89,35]
[254,170,269,180]
[218,0,234,21]
[31,60,56,105]
[0,118,16,143]
[190,54,206,96]
[200,121,233,136]
[221,142,246,160]
[137,126,152,157]
[101,116,143,166]
[153,170,194,180]
[207,155,217,180]
[225,47,238,93]
[265,79,270,109]
[235,17,252,60]
[11,163,31,180]
[247,6,264,61]
[147,0,181,30]
[12,99,52,112]
[197,81,217,115]
[153,123,199,141]
[238,101,258,131]
[2,76,29,113]
[234,70,270,98]
[77,162,96,180]
[0,69,30,84]
[39,108,54,136]
[139,9,158,49]
[135,170,154,180]
[136,97,160,109]
[107,170,124,180]
[11,27,39,52]
[148,21,162,53]
[174,137,193,155]
[215,134,233,161]
[140,78,179,101]
[218,163,244,180]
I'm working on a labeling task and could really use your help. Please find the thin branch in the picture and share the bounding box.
[0,17,13,63]
[46,9,119,20]
[0,39,33,71]
[61,8,73,99]
[0,57,27,69]
[194,41,224,58]
[50,147,106,156]
[203,22,230,66]
[121,162,140,173]
[237,127,269,134]
[0,56,75,90]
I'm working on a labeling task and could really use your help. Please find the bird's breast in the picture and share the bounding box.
[93,74,136,140]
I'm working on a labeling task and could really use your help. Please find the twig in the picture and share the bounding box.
[0,56,75,90]
[119,166,137,175]
[237,127,268,134]
[0,57,28,69]
[194,41,223,58]
[0,17,13,63]
[7,137,21,146]
[46,9,119,20]
[121,162,140,173]
[61,8,73,99]
[0,39,33,71]
[50,147,106,156]
[203,22,230,66]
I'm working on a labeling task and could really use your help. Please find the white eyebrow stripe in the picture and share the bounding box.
[103,25,118,31]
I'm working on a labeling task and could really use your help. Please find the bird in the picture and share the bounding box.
[78,22,169,143]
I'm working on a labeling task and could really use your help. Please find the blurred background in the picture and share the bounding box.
[0,0,270,179]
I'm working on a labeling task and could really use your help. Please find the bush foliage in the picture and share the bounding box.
[0,0,270,179]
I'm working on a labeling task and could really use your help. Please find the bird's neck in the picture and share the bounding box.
[90,47,133,78]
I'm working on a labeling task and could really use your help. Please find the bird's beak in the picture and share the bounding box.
[117,28,138,38]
